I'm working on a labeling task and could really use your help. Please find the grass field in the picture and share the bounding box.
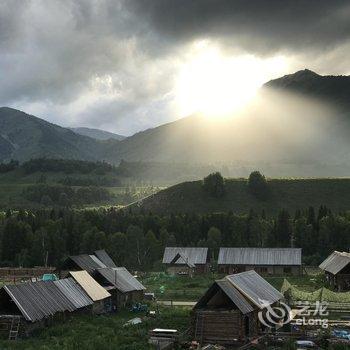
[130,178,350,215]
[141,272,325,301]
[0,307,190,350]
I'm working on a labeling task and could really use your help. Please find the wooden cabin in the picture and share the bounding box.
[0,278,93,339]
[162,247,210,275]
[192,270,283,346]
[218,248,302,275]
[61,250,145,309]
[94,267,146,309]
[319,251,350,291]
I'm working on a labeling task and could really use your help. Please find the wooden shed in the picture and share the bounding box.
[94,267,146,309]
[192,270,283,346]
[0,278,93,339]
[218,248,302,275]
[162,247,210,275]
[61,250,145,309]
[319,251,350,291]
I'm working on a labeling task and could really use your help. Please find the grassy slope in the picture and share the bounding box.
[141,273,323,302]
[0,308,190,350]
[131,178,350,215]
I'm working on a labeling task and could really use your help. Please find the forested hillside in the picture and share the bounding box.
[0,205,348,268]
[0,159,160,208]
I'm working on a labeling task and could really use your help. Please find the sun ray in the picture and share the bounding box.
[175,42,287,118]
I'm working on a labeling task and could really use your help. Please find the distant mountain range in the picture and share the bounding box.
[1,69,350,177]
[0,107,110,162]
[69,127,126,141]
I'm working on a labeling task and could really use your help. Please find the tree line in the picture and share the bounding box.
[0,205,348,270]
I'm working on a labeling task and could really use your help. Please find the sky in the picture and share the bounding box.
[0,0,350,136]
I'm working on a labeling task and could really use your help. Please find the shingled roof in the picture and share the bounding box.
[218,248,302,266]
[163,247,208,265]
[319,251,350,275]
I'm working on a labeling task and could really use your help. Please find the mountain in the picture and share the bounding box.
[0,107,114,162]
[128,178,350,215]
[1,70,350,177]
[69,127,126,141]
[264,69,350,109]
[103,70,350,170]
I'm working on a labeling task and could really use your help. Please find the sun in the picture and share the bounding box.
[175,42,287,118]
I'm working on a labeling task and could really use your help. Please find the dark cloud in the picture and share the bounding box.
[0,0,349,134]
[128,0,350,54]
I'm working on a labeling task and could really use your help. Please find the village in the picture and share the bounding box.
[0,247,349,349]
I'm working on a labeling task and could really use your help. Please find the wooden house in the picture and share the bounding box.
[218,248,302,275]
[319,251,350,291]
[0,278,93,339]
[94,267,146,308]
[162,247,210,275]
[192,270,283,346]
[60,250,145,309]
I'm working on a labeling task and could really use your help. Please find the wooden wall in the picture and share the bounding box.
[191,309,257,345]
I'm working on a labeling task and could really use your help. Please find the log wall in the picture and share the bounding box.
[192,310,255,344]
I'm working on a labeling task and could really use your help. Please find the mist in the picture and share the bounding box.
[114,86,350,179]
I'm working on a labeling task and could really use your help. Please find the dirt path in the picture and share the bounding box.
[157,300,196,307]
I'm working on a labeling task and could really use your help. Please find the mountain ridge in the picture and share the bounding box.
[69,127,126,141]
[1,69,350,172]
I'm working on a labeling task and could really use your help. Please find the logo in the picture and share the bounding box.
[258,299,292,328]
[258,299,329,329]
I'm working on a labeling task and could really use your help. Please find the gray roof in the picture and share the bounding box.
[94,250,117,268]
[3,281,77,322]
[170,253,196,268]
[68,254,106,273]
[163,247,208,265]
[97,267,146,293]
[194,279,254,314]
[226,270,283,309]
[218,248,302,266]
[54,278,93,309]
[216,279,254,314]
[319,251,350,275]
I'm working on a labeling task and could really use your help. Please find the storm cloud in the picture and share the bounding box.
[0,0,349,135]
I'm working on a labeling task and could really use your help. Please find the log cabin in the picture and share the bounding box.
[218,247,302,275]
[192,270,283,346]
[319,251,350,291]
[162,247,210,275]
